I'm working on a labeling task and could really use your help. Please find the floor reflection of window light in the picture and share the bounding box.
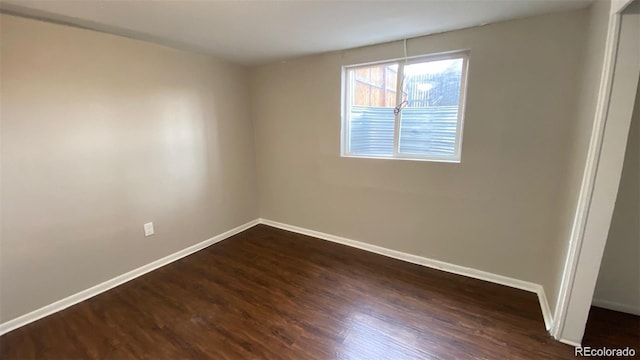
[340,310,432,358]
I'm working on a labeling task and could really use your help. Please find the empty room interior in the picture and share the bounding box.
[0,0,638,358]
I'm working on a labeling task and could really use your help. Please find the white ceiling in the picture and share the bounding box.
[1,0,593,65]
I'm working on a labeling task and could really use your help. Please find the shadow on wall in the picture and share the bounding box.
[592,80,640,315]
[0,14,258,323]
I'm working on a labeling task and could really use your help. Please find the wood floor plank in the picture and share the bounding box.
[1,224,637,359]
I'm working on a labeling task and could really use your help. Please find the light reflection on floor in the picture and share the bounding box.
[337,306,440,359]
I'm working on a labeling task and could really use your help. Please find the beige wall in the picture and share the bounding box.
[547,0,613,316]
[0,6,605,326]
[251,8,588,300]
[593,82,640,315]
[0,14,259,322]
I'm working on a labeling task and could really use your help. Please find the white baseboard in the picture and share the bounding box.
[0,219,260,336]
[258,218,554,331]
[536,286,553,331]
[565,298,640,346]
[592,298,640,315]
[559,338,582,347]
[1,217,556,337]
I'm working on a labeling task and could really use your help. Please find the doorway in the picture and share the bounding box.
[583,80,640,348]
[552,0,640,345]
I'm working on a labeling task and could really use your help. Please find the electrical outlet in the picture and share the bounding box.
[144,222,154,237]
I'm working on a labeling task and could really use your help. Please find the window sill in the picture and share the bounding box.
[340,154,461,163]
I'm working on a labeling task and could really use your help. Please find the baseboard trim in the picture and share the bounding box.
[259,218,554,331]
[537,286,553,331]
[1,218,556,336]
[0,219,260,336]
[559,338,582,347]
[592,298,640,315]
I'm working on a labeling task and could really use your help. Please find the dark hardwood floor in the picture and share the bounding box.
[583,306,640,352]
[0,225,634,359]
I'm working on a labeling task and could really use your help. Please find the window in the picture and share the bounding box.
[341,51,469,162]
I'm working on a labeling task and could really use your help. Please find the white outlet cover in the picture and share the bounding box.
[144,222,154,236]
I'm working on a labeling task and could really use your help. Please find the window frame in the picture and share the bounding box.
[341,50,470,163]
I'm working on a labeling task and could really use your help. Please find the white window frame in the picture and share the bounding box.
[341,50,470,163]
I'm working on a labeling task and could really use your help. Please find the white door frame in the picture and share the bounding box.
[551,0,639,345]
